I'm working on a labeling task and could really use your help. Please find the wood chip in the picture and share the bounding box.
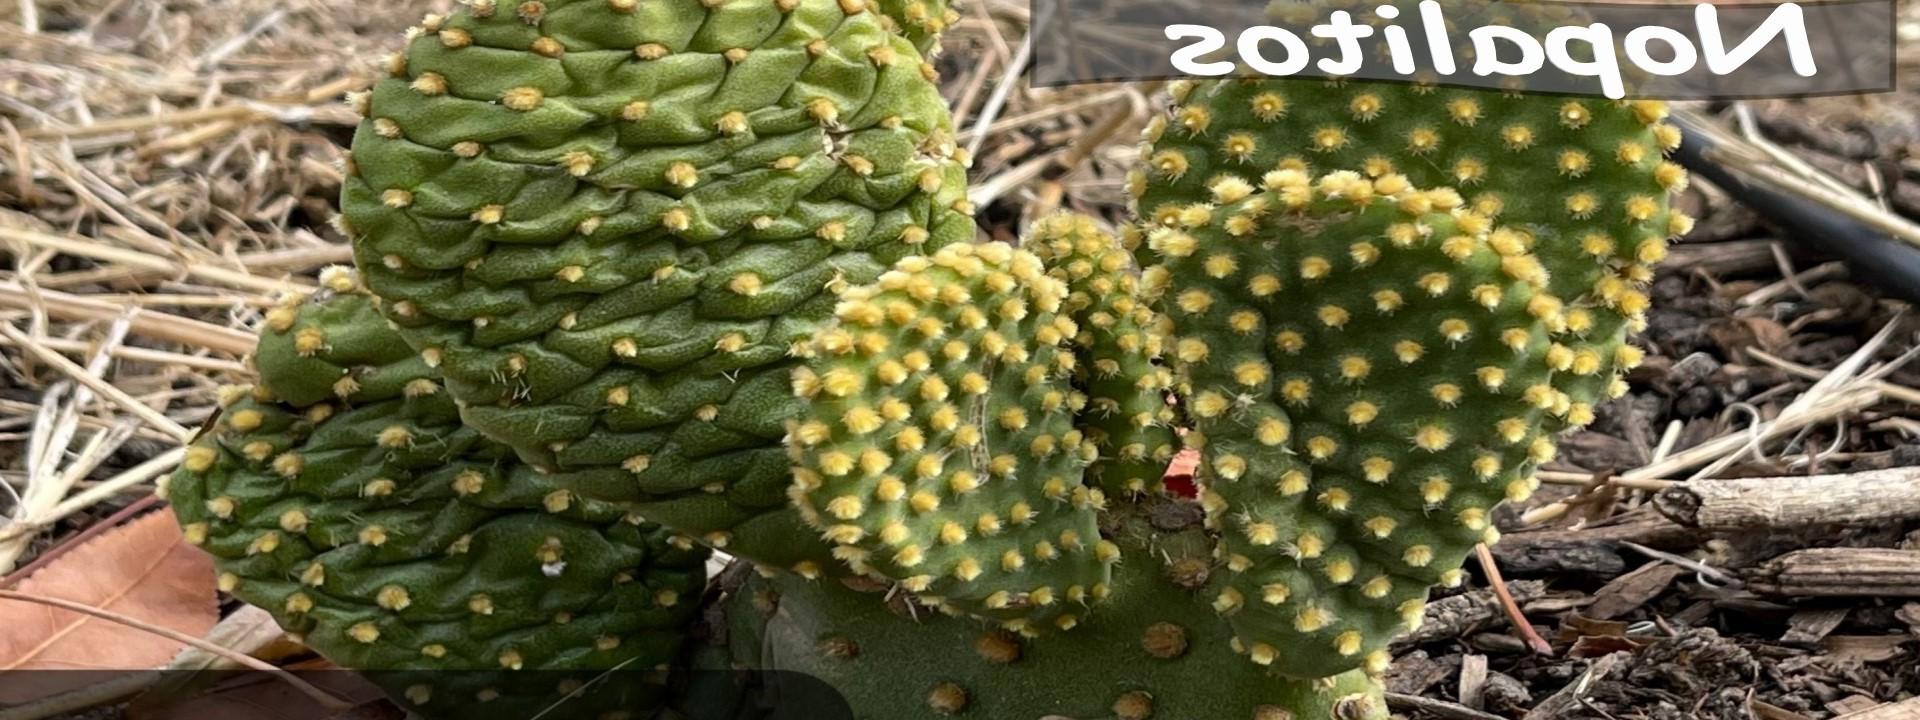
[1459,654,1489,711]
[1520,652,1630,720]
[1587,561,1690,620]
[1781,608,1850,645]
[1836,697,1920,719]
[1822,635,1911,663]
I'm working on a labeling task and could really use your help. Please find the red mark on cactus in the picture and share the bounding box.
[1162,448,1200,499]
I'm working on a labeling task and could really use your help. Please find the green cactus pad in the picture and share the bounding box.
[339,0,974,571]
[723,506,1387,720]
[166,280,708,716]
[1024,213,1179,498]
[788,242,1118,634]
[1131,81,1687,438]
[251,267,430,408]
[1140,170,1643,678]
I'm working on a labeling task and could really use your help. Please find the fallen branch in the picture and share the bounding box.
[1655,468,1920,531]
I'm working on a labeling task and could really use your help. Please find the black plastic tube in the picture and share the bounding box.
[1671,113,1920,303]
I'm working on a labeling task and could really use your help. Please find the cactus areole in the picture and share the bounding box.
[164,0,1689,715]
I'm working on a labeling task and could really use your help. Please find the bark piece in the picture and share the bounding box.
[1397,581,1549,647]
[1494,513,1698,575]
[1750,549,1920,597]
[1385,693,1506,720]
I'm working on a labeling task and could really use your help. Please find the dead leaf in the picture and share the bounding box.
[0,510,218,703]
[128,661,388,720]
[126,605,301,716]
[1558,613,1632,641]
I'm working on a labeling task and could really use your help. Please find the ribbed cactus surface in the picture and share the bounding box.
[339,0,974,574]
[166,277,708,715]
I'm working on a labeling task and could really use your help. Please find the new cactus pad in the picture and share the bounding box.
[787,242,1120,632]
[1130,81,1686,677]
[338,0,973,572]
[165,275,708,715]
[1023,214,1180,497]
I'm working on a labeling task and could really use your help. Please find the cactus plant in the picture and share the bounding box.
[337,0,974,577]
[171,4,1689,710]
[165,271,708,716]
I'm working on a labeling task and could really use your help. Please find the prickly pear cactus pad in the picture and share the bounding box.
[165,278,708,715]
[724,506,1387,720]
[788,242,1119,633]
[1133,81,1689,438]
[338,0,975,566]
[1023,213,1179,498]
[1131,83,1686,677]
[1141,169,1641,678]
